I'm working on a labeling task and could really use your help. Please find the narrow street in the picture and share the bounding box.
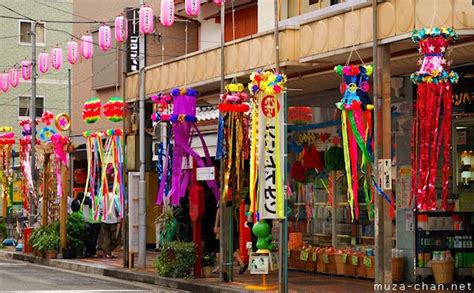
[0,259,184,293]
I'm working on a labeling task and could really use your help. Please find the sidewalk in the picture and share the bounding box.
[0,248,374,293]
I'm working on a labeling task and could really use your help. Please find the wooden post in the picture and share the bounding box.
[331,171,336,248]
[42,154,50,226]
[2,188,6,218]
[374,44,393,290]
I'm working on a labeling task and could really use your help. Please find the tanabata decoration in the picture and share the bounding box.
[335,64,376,220]
[160,0,175,27]
[139,5,154,35]
[248,71,286,220]
[38,52,49,74]
[0,130,14,208]
[156,88,220,206]
[51,47,63,70]
[80,34,93,59]
[185,0,200,17]
[55,113,71,132]
[82,97,101,124]
[41,111,54,126]
[51,134,69,197]
[18,119,35,206]
[19,118,38,137]
[216,83,249,201]
[103,97,124,122]
[67,40,79,65]
[114,15,128,43]
[39,126,56,143]
[99,25,112,52]
[21,60,32,81]
[0,73,10,92]
[213,0,223,4]
[9,66,19,88]
[410,28,458,211]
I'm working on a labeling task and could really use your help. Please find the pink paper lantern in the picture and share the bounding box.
[213,0,223,4]
[38,52,49,74]
[9,67,19,88]
[99,25,112,52]
[185,0,200,16]
[0,73,10,92]
[67,40,79,64]
[114,15,128,43]
[51,47,63,70]
[139,5,154,34]
[21,60,32,81]
[160,0,175,27]
[80,34,93,59]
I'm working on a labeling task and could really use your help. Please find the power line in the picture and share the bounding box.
[0,3,33,20]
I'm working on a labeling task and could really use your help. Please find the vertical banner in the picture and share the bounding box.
[126,8,144,73]
[258,94,284,219]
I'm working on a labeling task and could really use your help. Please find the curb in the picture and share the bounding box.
[0,251,252,293]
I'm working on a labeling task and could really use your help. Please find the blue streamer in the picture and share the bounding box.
[215,113,226,160]
[372,178,392,205]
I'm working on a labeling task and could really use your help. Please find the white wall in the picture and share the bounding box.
[198,3,221,50]
[258,0,275,33]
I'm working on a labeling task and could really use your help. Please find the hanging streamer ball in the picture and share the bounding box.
[185,0,200,17]
[114,15,128,43]
[67,40,79,64]
[82,97,101,124]
[0,73,10,93]
[21,60,32,81]
[80,34,94,59]
[160,0,175,27]
[99,24,112,52]
[103,97,124,122]
[41,111,54,126]
[139,5,154,34]
[39,126,56,143]
[38,52,49,74]
[9,66,19,88]
[51,47,63,70]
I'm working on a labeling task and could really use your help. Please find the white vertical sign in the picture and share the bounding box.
[128,172,140,254]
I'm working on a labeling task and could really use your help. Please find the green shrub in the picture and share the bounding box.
[66,212,87,256]
[154,241,196,279]
[30,222,60,253]
[0,218,7,241]
[202,253,216,267]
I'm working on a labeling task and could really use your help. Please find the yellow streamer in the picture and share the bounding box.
[249,99,258,213]
[341,111,354,220]
[273,93,284,219]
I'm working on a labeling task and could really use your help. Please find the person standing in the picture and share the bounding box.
[82,193,100,258]
[101,172,120,258]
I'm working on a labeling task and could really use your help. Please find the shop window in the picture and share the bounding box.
[18,96,44,118]
[19,20,45,45]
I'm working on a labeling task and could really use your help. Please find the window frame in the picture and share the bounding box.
[18,20,46,47]
[18,95,45,119]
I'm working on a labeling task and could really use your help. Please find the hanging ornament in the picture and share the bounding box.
[9,66,19,88]
[38,51,49,74]
[185,0,200,17]
[160,0,175,27]
[139,5,154,34]
[99,24,112,52]
[103,97,124,122]
[41,111,54,125]
[114,15,128,43]
[67,40,79,64]
[410,28,458,211]
[80,34,93,59]
[51,47,63,70]
[21,60,32,81]
[0,73,10,92]
[213,0,223,4]
[55,113,71,132]
[39,126,56,143]
[334,64,376,221]
[156,88,220,206]
[51,133,70,197]
[82,97,101,124]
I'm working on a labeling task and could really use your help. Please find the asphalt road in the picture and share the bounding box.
[0,259,185,293]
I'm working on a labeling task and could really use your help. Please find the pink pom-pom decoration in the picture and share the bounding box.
[99,24,112,52]
[114,15,128,43]
[213,0,223,4]
[160,0,175,27]
[51,47,63,70]
[80,34,93,59]
[9,67,19,88]
[185,0,200,16]
[0,73,10,92]
[139,5,154,34]
[21,60,32,80]
[38,52,49,74]
[67,40,79,64]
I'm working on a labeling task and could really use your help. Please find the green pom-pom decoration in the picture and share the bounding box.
[365,65,373,76]
[334,65,343,76]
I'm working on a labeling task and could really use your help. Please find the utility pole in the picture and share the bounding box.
[29,21,37,226]
[137,0,147,268]
[68,69,73,206]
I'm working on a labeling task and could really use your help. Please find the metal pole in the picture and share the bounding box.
[68,69,73,204]
[137,0,147,268]
[29,21,37,226]
[219,0,226,282]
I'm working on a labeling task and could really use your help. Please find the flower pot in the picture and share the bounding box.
[45,250,57,259]
[202,266,213,278]
[62,248,74,259]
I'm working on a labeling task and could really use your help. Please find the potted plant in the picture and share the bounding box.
[202,253,216,278]
[155,207,181,248]
[44,233,60,259]
[154,241,196,279]
[66,212,87,258]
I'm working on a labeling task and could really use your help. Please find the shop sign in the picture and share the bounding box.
[126,8,144,73]
[299,251,309,261]
[378,159,392,190]
[351,255,358,266]
[453,92,473,107]
[196,167,215,181]
[258,94,284,219]
[249,254,269,274]
[363,256,372,268]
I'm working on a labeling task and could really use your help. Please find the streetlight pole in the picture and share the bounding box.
[29,21,37,226]
[137,0,147,268]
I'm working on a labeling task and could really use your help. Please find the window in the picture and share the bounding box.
[19,20,45,45]
[18,96,44,118]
